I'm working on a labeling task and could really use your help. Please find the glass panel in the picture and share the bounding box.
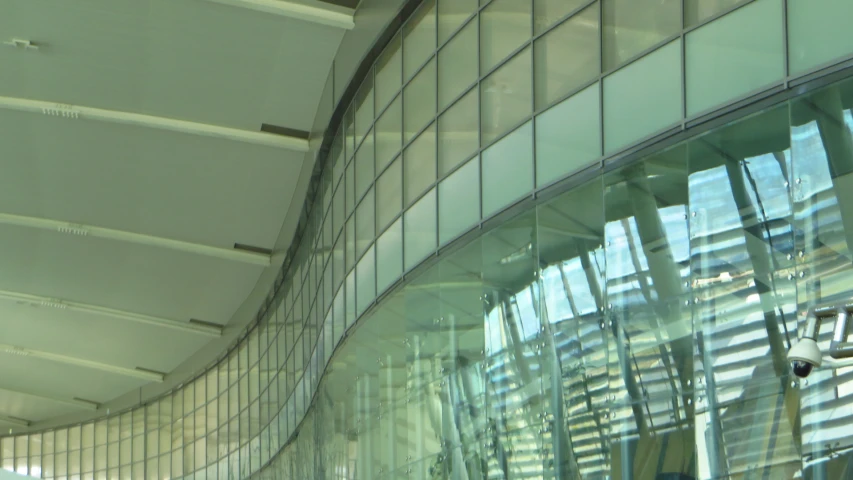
[791,79,853,473]
[356,246,376,317]
[684,0,748,27]
[439,157,480,245]
[535,82,601,187]
[481,47,533,146]
[605,144,696,480]
[438,88,478,177]
[534,0,591,34]
[376,218,403,294]
[602,0,680,70]
[404,0,437,80]
[685,0,784,117]
[438,18,478,111]
[375,33,402,111]
[403,124,437,206]
[404,188,437,271]
[356,188,375,258]
[480,0,532,73]
[354,75,374,148]
[538,179,610,478]
[533,2,600,110]
[788,0,853,74]
[355,131,375,203]
[376,157,402,232]
[689,104,800,478]
[481,121,534,217]
[603,39,682,153]
[375,96,402,173]
[437,0,478,44]
[404,58,437,143]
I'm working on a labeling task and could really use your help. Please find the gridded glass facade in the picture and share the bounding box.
[4,0,853,479]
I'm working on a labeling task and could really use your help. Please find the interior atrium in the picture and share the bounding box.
[3,0,853,478]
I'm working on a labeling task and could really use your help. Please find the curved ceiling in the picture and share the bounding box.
[0,0,353,429]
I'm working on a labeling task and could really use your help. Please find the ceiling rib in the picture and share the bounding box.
[0,386,98,411]
[0,212,272,266]
[0,344,165,382]
[203,0,355,29]
[0,415,30,427]
[0,288,223,337]
[0,95,310,151]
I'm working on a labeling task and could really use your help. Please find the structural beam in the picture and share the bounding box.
[0,212,271,266]
[0,386,99,411]
[0,96,309,151]
[203,0,355,29]
[0,288,222,337]
[0,415,30,428]
[0,344,165,382]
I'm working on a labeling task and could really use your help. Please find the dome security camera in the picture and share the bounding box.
[787,304,853,379]
[787,337,822,378]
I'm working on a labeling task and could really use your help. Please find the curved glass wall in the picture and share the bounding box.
[255,73,853,478]
[4,0,853,479]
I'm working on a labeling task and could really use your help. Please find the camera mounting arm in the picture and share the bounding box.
[804,305,853,359]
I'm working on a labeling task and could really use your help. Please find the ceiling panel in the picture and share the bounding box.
[0,109,303,249]
[0,0,345,131]
[0,302,209,374]
[0,355,146,408]
[0,225,264,324]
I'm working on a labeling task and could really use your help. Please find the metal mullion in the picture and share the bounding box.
[681,0,688,130]
[437,9,478,51]
[532,76,600,118]
[681,0,754,35]
[476,3,484,227]
[782,0,790,86]
[530,0,538,191]
[531,0,598,41]
[599,0,605,158]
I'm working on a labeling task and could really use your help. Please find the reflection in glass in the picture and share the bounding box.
[404,0,437,80]
[533,1,600,110]
[438,17,478,110]
[481,48,533,146]
[438,87,479,177]
[602,0,680,70]
[480,0,532,74]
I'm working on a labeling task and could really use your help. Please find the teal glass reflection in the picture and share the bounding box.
[604,145,696,480]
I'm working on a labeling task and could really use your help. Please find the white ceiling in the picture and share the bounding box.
[0,0,352,428]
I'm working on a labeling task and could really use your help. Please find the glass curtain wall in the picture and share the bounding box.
[254,74,853,479]
[3,0,853,479]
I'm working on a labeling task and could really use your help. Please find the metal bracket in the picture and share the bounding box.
[803,304,853,359]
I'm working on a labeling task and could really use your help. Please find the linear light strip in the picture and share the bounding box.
[0,344,165,382]
[0,386,98,411]
[0,212,271,266]
[0,96,310,151]
[0,289,222,337]
[203,0,355,29]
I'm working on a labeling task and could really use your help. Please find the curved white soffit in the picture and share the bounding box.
[0,96,310,152]
[204,0,355,29]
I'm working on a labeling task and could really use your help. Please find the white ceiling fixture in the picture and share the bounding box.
[0,345,165,382]
[202,0,355,29]
[0,289,222,336]
[0,96,310,151]
[0,212,271,266]
[2,38,39,51]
